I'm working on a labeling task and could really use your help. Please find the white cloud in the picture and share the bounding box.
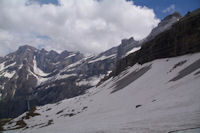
[0,0,160,56]
[163,4,175,13]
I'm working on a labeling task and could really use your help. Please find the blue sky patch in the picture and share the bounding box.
[27,0,59,6]
[36,35,51,40]
[128,0,200,19]
[27,0,199,19]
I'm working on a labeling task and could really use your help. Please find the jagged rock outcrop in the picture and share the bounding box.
[117,37,140,59]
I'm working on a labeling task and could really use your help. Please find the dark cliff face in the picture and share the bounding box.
[114,9,200,76]
[142,12,182,44]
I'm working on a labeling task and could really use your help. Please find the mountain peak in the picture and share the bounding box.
[162,12,182,21]
[49,50,59,55]
[142,11,182,44]
[121,37,135,45]
[158,11,182,27]
[18,45,36,50]
[17,45,38,53]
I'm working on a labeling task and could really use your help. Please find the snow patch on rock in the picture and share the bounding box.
[33,56,49,76]
[76,75,105,86]
[65,53,76,59]
[125,47,141,56]
[55,73,77,81]
[3,71,16,78]
[88,54,116,63]
[0,62,16,72]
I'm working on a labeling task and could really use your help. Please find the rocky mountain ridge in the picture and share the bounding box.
[114,9,200,76]
[2,44,200,133]
[0,11,182,118]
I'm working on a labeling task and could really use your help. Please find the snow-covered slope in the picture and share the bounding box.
[3,53,200,133]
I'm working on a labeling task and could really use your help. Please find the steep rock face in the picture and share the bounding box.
[142,12,182,43]
[35,49,84,73]
[0,45,84,100]
[114,9,200,76]
[0,46,84,118]
[0,46,37,100]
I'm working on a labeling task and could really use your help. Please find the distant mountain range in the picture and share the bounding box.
[1,8,200,133]
[0,9,195,119]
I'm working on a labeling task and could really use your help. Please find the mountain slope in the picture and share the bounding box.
[0,38,139,118]
[1,9,200,133]
[2,52,200,133]
[0,11,189,119]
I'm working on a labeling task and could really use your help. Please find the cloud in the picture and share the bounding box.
[162,4,175,13]
[0,0,160,56]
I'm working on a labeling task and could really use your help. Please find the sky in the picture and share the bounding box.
[0,0,199,56]
[132,0,200,19]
